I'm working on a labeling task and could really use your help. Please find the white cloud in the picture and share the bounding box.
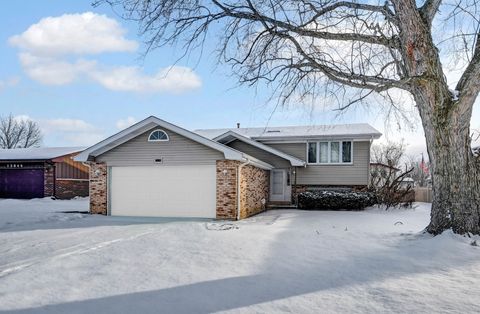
[10,12,202,94]
[11,115,104,146]
[19,53,96,85]
[9,12,137,56]
[41,118,97,133]
[116,117,137,130]
[0,76,20,91]
[91,65,202,93]
[39,118,105,146]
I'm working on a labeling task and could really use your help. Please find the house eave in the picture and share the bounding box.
[254,133,382,143]
[74,116,245,162]
[214,131,306,167]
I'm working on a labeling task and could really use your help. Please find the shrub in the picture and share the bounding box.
[298,190,377,210]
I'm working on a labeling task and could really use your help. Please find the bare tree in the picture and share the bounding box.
[98,0,480,235]
[370,142,415,208]
[0,114,42,149]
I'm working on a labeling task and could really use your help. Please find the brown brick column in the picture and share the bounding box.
[44,163,55,197]
[216,160,239,219]
[239,165,269,219]
[89,162,107,215]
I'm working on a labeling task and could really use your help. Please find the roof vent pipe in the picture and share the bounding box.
[237,123,240,128]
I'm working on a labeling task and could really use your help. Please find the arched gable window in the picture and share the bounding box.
[148,129,169,142]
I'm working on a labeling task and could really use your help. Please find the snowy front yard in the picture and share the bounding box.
[1,199,479,313]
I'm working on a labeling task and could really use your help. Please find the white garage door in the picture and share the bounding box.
[110,165,216,218]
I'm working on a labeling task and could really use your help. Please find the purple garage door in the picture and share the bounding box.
[0,169,44,199]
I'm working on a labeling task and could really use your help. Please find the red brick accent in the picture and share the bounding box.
[216,160,239,219]
[55,179,89,199]
[44,164,55,197]
[89,162,107,215]
[216,160,270,220]
[239,165,269,219]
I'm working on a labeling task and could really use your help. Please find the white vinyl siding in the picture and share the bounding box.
[227,140,290,168]
[97,127,223,166]
[265,141,370,185]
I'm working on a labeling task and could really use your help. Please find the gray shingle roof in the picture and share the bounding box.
[0,147,85,161]
[196,123,382,140]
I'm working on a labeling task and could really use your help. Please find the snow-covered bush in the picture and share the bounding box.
[298,190,377,210]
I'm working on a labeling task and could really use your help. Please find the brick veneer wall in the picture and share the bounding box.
[44,164,55,197]
[239,165,269,219]
[89,162,108,215]
[216,160,239,219]
[55,179,89,199]
[216,160,270,220]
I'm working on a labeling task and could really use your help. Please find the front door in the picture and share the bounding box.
[270,169,291,202]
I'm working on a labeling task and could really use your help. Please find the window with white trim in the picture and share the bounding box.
[148,129,169,142]
[307,142,317,163]
[306,141,353,164]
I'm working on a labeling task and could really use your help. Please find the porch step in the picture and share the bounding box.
[267,203,297,209]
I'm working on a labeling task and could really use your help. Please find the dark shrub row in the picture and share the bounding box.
[298,190,377,210]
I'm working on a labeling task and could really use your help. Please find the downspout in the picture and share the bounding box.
[368,136,373,189]
[237,159,251,220]
[52,163,56,199]
[294,166,298,208]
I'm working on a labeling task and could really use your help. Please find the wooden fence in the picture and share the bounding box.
[414,187,433,203]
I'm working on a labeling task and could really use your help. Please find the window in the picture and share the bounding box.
[319,142,329,163]
[307,141,353,164]
[330,142,340,163]
[342,141,352,163]
[308,142,317,163]
[148,129,169,142]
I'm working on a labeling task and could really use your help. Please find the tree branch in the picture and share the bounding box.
[212,0,400,48]
[420,0,442,26]
[456,32,480,102]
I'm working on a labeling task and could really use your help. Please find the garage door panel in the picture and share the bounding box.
[110,165,216,218]
[0,169,44,199]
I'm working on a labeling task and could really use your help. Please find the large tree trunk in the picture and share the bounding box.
[425,113,480,235]
[393,0,480,235]
[412,87,480,234]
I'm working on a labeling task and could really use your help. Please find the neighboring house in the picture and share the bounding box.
[369,162,400,187]
[0,147,89,199]
[75,116,381,219]
[399,177,415,189]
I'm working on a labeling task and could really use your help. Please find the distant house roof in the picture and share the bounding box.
[196,123,382,141]
[0,147,85,161]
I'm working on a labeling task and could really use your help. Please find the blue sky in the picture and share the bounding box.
[0,1,478,158]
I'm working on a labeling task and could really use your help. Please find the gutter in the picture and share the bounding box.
[237,159,251,220]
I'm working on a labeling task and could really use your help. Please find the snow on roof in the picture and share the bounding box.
[196,123,382,140]
[0,147,85,161]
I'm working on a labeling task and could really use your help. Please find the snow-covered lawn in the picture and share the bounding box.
[1,199,479,313]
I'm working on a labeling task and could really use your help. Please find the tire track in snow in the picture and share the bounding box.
[0,229,158,278]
